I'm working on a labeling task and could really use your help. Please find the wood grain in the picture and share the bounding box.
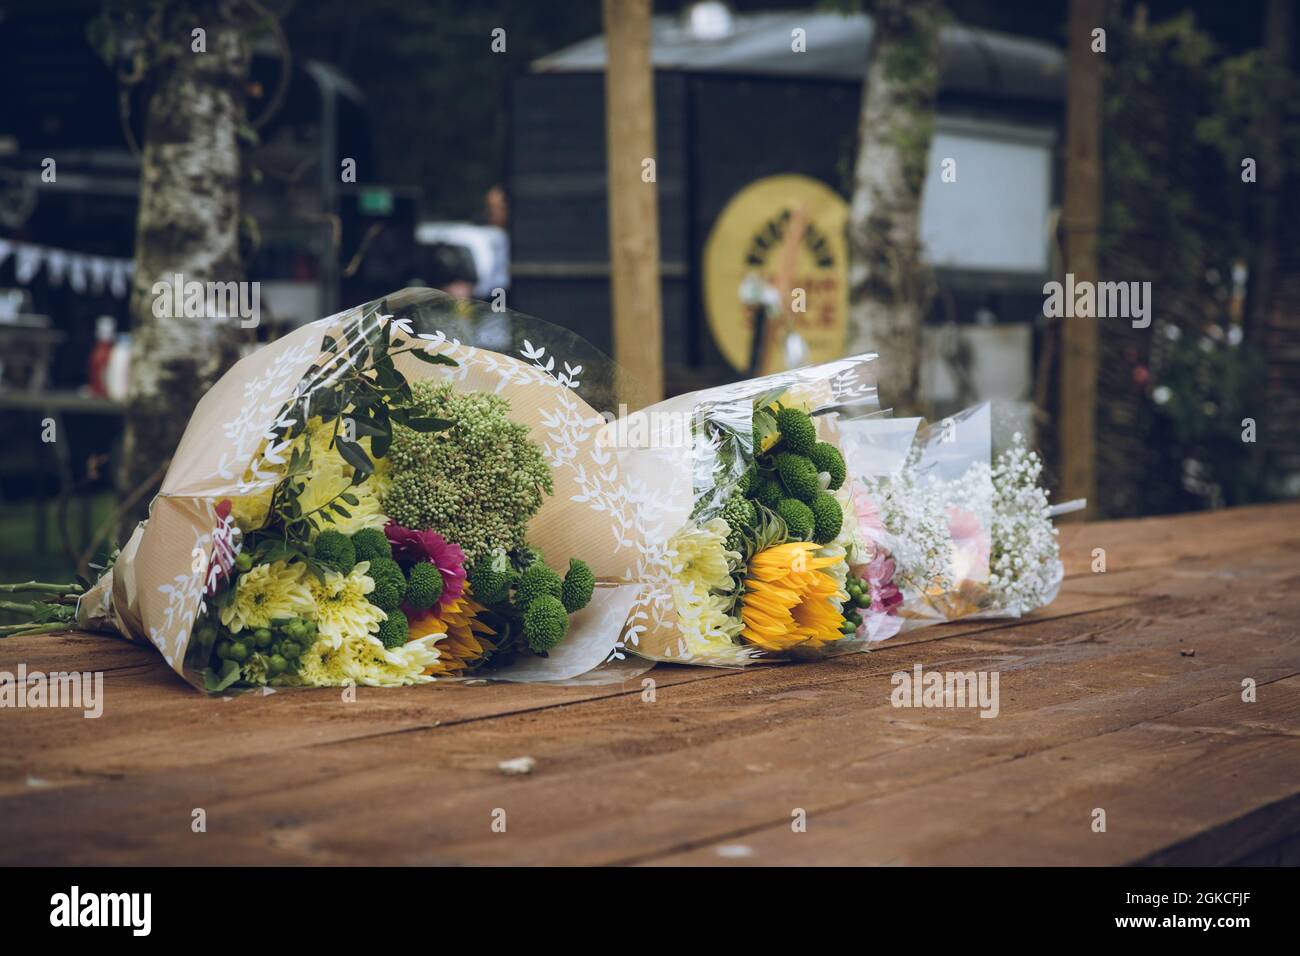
[1,503,1298,864]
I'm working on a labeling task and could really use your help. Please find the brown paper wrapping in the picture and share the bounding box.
[76,290,661,687]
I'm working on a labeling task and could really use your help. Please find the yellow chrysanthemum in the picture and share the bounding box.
[295,455,388,538]
[668,518,736,593]
[740,542,847,653]
[309,562,385,646]
[220,560,314,634]
[229,418,389,536]
[296,632,442,687]
[229,485,276,532]
[409,588,496,677]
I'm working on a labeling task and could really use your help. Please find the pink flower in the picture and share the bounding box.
[384,521,466,615]
[852,484,885,538]
[853,547,904,643]
[864,551,903,615]
[946,505,990,580]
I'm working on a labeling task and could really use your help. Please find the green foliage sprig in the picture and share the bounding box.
[248,301,459,557]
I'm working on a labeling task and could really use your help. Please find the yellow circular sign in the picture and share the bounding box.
[703,174,848,374]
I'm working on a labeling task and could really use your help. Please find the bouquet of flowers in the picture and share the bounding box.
[621,368,1071,666]
[619,355,887,665]
[67,288,648,691]
[9,288,1072,688]
[842,402,1069,629]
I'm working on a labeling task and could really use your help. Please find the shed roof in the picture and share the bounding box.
[533,10,1065,103]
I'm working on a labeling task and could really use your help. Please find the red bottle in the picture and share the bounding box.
[87,315,116,398]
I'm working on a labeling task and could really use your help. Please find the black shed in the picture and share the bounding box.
[508,9,1066,395]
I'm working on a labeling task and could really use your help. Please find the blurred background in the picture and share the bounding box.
[0,0,1295,587]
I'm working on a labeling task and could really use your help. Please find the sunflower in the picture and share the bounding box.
[739,542,847,653]
[408,587,496,677]
[220,560,314,634]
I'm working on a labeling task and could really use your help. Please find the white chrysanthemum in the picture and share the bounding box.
[309,562,385,646]
[667,518,735,593]
[671,581,744,657]
[220,560,314,633]
[297,633,442,687]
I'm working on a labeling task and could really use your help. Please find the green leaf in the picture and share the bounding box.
[405,416,455,433]
[347,414,384,438]
[752,406,780,453]
[204,659,242,693]
[409,350,459,367]
[335,438,374,475]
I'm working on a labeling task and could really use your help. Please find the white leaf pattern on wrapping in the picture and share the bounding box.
[150,501,218,670]
[209,337,319,490]
[411,329,678,662]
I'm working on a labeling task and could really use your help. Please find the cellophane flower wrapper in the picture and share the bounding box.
[76,288,658,692]
[840,401,1065,631]
[616,353,891,666]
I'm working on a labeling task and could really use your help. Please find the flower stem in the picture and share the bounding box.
[0,599,40,614]
[0,581,82,595]
[0,622,66,637]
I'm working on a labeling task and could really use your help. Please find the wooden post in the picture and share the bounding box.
[1059,0,1103,517]
[602,0,664,404]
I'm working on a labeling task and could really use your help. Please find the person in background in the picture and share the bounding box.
[420,241,477,300]
[480,185,511,298]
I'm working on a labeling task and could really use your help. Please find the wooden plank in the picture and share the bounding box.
[2,504,1300,863]
[651,681,1300,866]
[0,556,1138,796]
[2,531,1295,865]
[602,0,663,404]
[1057,500,1300,577]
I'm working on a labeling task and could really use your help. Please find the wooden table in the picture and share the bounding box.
[2,503,1298,866]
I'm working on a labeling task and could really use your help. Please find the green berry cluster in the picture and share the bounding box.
[735,406,847,545]
[367,556,406,610]
[719,494,757,552]
[380,382,554,562]
[351,527,392,562]
[203,615,317,682]
[464,548,594,655]
[839,573,875,636]
[404,562,445,611]
[559,557,595,613]
[467,559,517,605]
[515,561,563,608]
[377,609,409,649]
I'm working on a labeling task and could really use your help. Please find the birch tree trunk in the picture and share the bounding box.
[121,2,250,529]
[845,0,943,412]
